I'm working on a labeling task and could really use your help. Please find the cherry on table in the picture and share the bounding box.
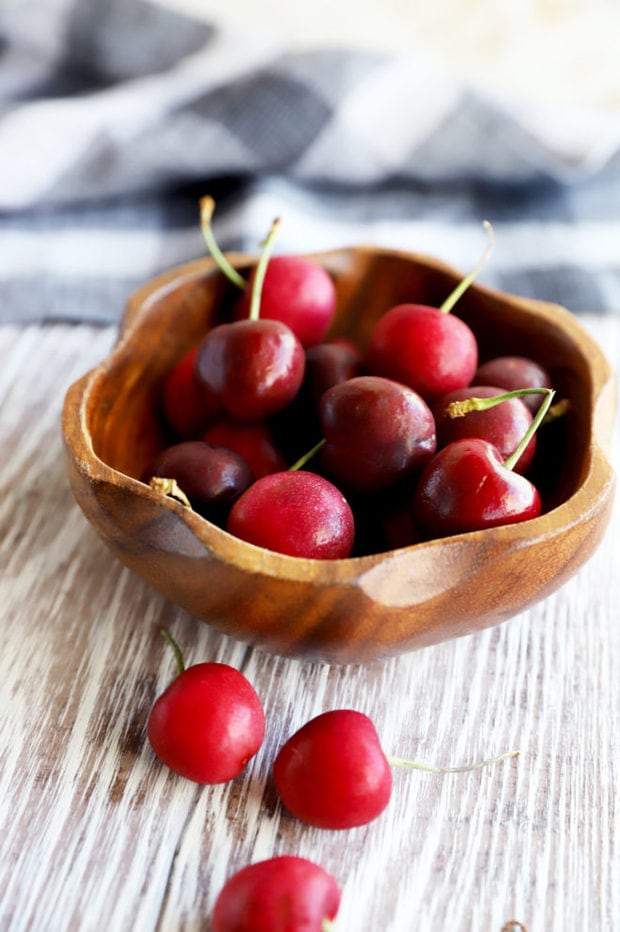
[227,470,355,559]
[319,375,436,492]
[147,629,266,784]
[365,222,494,401]
[273,709,518,830]
[211,855,341,932]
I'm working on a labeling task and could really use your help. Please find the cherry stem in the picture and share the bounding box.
[439,220,495,314]
[149,476,192,509]
[289,438,326,471]
[445,386,556,472]
[248,217,281,322]
[160,627,185,676]
[322,920,336,932]
[199,196,247,291]
[387,749,519,774]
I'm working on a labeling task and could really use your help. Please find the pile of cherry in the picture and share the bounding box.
[148,628,518,931]
[148,200,557,560]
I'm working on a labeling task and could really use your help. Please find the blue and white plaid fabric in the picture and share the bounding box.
[2,0,620,323]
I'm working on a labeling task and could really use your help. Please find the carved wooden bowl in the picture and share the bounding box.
[62,248,615,664]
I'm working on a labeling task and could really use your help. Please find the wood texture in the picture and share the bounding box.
[61,251,615,662]
[0,318,618,931]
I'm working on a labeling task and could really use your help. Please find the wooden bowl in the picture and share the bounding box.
[62,248,615,664]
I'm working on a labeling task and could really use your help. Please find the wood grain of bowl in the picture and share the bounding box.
[62,247,615,664]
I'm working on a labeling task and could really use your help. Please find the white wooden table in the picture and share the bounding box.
[0,317,618,932]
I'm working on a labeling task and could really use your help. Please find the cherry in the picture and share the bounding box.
[433,384,536,475]
[211,856,341,932]
[303,338,364,406]
[474,355,553,413]
[201,196,337,348]
[195,216,305,423]
[146,440,253,522]
[413,388,555,538]
[235,256,337,348]
[273,709,518,830]
[319,375,436,492]
[161,346,222,439]
[147,630,265,784]
[227,470,355,559]
[365,222,494,401]
[201,419,287,478]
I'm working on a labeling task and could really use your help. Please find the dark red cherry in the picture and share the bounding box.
[433,384,536,475]
[303,339,364,404]
[474,355,553,413]
[195,318,305,423]
[147,440,253,520]
[227,471,355,559]
[319,375,436,493]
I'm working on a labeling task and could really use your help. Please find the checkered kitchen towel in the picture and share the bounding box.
[2,0,620,323]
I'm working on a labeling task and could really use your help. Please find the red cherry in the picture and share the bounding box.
[413,438,542,538]
[273,710,392,829]
[161,346,222,438]
[227,471,355,559]
[366,303,477,401]
[433,384,536,475]
[211,856,341,932]
[273,709,519,831]
[147,636,265,784]
[319,375,436,492]
[236,255,337,347]
[365,222,495,401]
[201,419,287,478]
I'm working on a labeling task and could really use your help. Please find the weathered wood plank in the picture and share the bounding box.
[0,320,618,931]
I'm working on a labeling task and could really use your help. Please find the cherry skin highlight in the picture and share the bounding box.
[211,855,341,932]
[147,662,266,784]
[227,471,355,559]
[273,709,393,829]
[319,375,436,492]
[235,255,337,347]
[413,437,542,539]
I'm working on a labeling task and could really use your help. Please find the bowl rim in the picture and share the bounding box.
[63,246,616,586]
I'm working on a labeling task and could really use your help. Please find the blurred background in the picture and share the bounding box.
[1,0,620,324]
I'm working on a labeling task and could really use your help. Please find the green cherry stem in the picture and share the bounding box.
[445,386,556,472]
[248,217,282,322]
[289,438,326,472]
[199,196,247,291]
[439,220,495,314]
[160,627,185,676]
[387,749,520,773]
[322,920,337,932]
